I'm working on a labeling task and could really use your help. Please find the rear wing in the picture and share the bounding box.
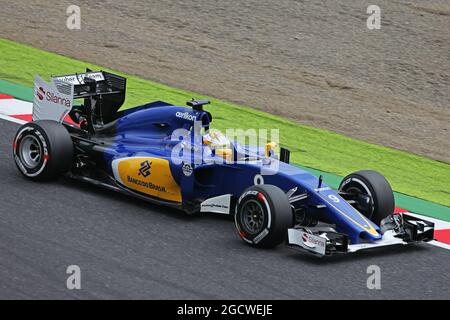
[33,70,126,127]
[52,71,126,99]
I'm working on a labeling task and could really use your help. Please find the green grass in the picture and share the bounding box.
[0,38,449,207]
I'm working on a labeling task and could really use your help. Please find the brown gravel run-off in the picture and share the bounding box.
[0,0,449,162]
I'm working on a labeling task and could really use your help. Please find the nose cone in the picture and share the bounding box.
[360,228,382,241]
[334,212,382,244]
[313,191,382,244]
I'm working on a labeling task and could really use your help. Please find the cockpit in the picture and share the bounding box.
[178,99,278,163]
[203,129,234,161]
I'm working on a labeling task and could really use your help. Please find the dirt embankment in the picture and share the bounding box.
[0,0,449,161]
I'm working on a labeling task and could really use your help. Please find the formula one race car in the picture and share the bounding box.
[12,70,435,256]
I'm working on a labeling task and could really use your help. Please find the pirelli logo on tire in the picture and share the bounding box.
[112,157,182,203]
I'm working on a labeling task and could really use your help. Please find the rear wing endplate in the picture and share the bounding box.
[32,70,126,125]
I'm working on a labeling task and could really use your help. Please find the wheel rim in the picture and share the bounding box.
[19,135,42,169]
[240,200,265,234]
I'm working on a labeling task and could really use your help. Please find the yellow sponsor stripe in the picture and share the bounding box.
[117,157,182,203]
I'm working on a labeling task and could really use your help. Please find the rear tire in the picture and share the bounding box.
[339,170,395,225]
[235,185,293,248]
[13,120,74,181]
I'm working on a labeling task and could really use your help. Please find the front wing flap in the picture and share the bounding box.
[287,213,435,256]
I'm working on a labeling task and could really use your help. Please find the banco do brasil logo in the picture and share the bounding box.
[138,160,152,177]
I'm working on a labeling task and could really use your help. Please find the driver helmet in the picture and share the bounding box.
[203,130,230,148]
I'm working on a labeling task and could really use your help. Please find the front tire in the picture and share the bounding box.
[13,120,74,181]
[339,170,395,225]
[235,185,293,248]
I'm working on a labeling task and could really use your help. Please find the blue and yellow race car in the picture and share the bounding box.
[12,70,434,256]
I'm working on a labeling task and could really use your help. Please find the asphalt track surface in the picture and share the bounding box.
[0,119,449,299]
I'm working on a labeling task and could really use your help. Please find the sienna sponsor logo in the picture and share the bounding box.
[37,87,45,101]
[302,233,326,249]
[37,87,72,108]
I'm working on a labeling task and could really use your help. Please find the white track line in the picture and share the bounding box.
[405,212,450,230]
[402,212,450,250]
[0,98,31,125]
[0,99,33,115]
[0,113,26,125]
[428,241,450,251]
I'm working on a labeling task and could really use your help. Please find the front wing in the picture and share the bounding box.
[287,214,434,256]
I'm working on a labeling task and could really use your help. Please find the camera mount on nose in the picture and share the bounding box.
[187,99,210,111]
